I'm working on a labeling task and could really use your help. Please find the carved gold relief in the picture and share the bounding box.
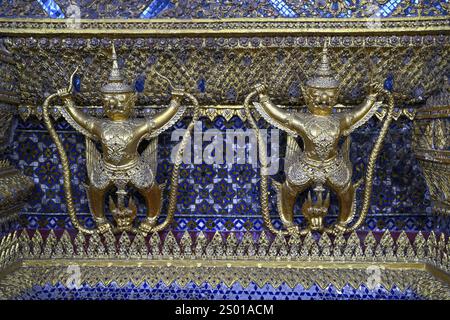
[245,44,394,235]
[413,81,450,215]
[0,12,449,301]
[4,35,449,109]
[42,44,199,234]
[0,229,448,267]
[0,229,449,299]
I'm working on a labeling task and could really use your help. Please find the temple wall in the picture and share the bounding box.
[0,0,449,300]
[8,116,437,233]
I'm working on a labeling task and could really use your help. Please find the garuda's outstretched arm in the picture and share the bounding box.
[254,83,303,134]
[152,88,184,131]
[340,82,383,136]
[137,87,187,139]
[57,69,99,138]
[59,91,100,137]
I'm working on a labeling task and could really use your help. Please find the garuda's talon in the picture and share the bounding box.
[286,224,299,235]
[369,82,383,96]
[172,87,185,97]
[254,83,267,94]
[138,224,153,234]
[138,217,158,234]
[57,89,71,98]
[328,223,347,236]
[96,220,113,234]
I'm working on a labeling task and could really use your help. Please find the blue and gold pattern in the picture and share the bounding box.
[1,0,448,19]
[1,0,449,301]
[17,282,423,300]
[8,114,432,232]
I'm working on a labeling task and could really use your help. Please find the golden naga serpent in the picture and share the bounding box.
[43,71,199,235]
[151,92,199,233]
[244,88,394,235]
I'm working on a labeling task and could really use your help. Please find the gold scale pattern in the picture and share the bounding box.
[6,37,449,108]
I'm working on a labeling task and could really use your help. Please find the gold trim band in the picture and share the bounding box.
[0,17,449,36]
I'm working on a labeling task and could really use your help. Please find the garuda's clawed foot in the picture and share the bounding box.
[327,223,348,236]
[138,216,158,234]
[284,223,299,235]
[95,217,113,234]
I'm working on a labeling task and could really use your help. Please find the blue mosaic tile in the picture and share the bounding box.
[36,0,65,18]
[16,281,423,300]
[140,0,172,18]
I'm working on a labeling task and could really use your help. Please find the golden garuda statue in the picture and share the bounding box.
[244,45,394,235]
[43,44,199,235]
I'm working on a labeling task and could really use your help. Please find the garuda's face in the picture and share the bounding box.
[102,92,136,121]
[304,87,338,115]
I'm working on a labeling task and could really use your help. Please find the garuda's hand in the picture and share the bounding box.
[254,83,267,95]
[57,89,71,99]
[369,82,383,97]
[171,86,185,98]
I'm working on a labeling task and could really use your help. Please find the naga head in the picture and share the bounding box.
[303,44,339,116]
[101,43,136,121]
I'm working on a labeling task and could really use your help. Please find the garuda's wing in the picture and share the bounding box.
[341,101,382,136]
[142,137,158,177]
[284,135,302,172]
[252,102,299,138]
[85,137,102,184]
[145,105,187,140]
[59,106,97,140]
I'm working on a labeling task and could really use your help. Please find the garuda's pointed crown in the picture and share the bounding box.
[101,43,134,94]
[306,43,340,89]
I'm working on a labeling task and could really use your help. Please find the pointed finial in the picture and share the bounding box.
[108,42,123,82]
[111,42,119,71]
[305,40,339,89]
[101,42,134,94]
[321,41,329,65]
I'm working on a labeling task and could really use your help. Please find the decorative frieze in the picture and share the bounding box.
[413,83,450,215]
[0,229,448,272]
[0,229,449,300]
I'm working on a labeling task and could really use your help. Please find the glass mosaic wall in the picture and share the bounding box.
[1,0,449,303]
[17,281,423,300]
[8,114,437,233]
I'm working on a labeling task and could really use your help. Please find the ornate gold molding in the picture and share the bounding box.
[1,229,448,299]
[0,17,449,36]
[413,86,449,215]
[0,45,19,106]
[0,160,34,217]
[0,259,449,300]
[2,229,447,271]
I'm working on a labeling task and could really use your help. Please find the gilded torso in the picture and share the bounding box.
[302,114,340,161]
[89,119,154,190]
[100,120,140,166]
[286,113,351,188]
